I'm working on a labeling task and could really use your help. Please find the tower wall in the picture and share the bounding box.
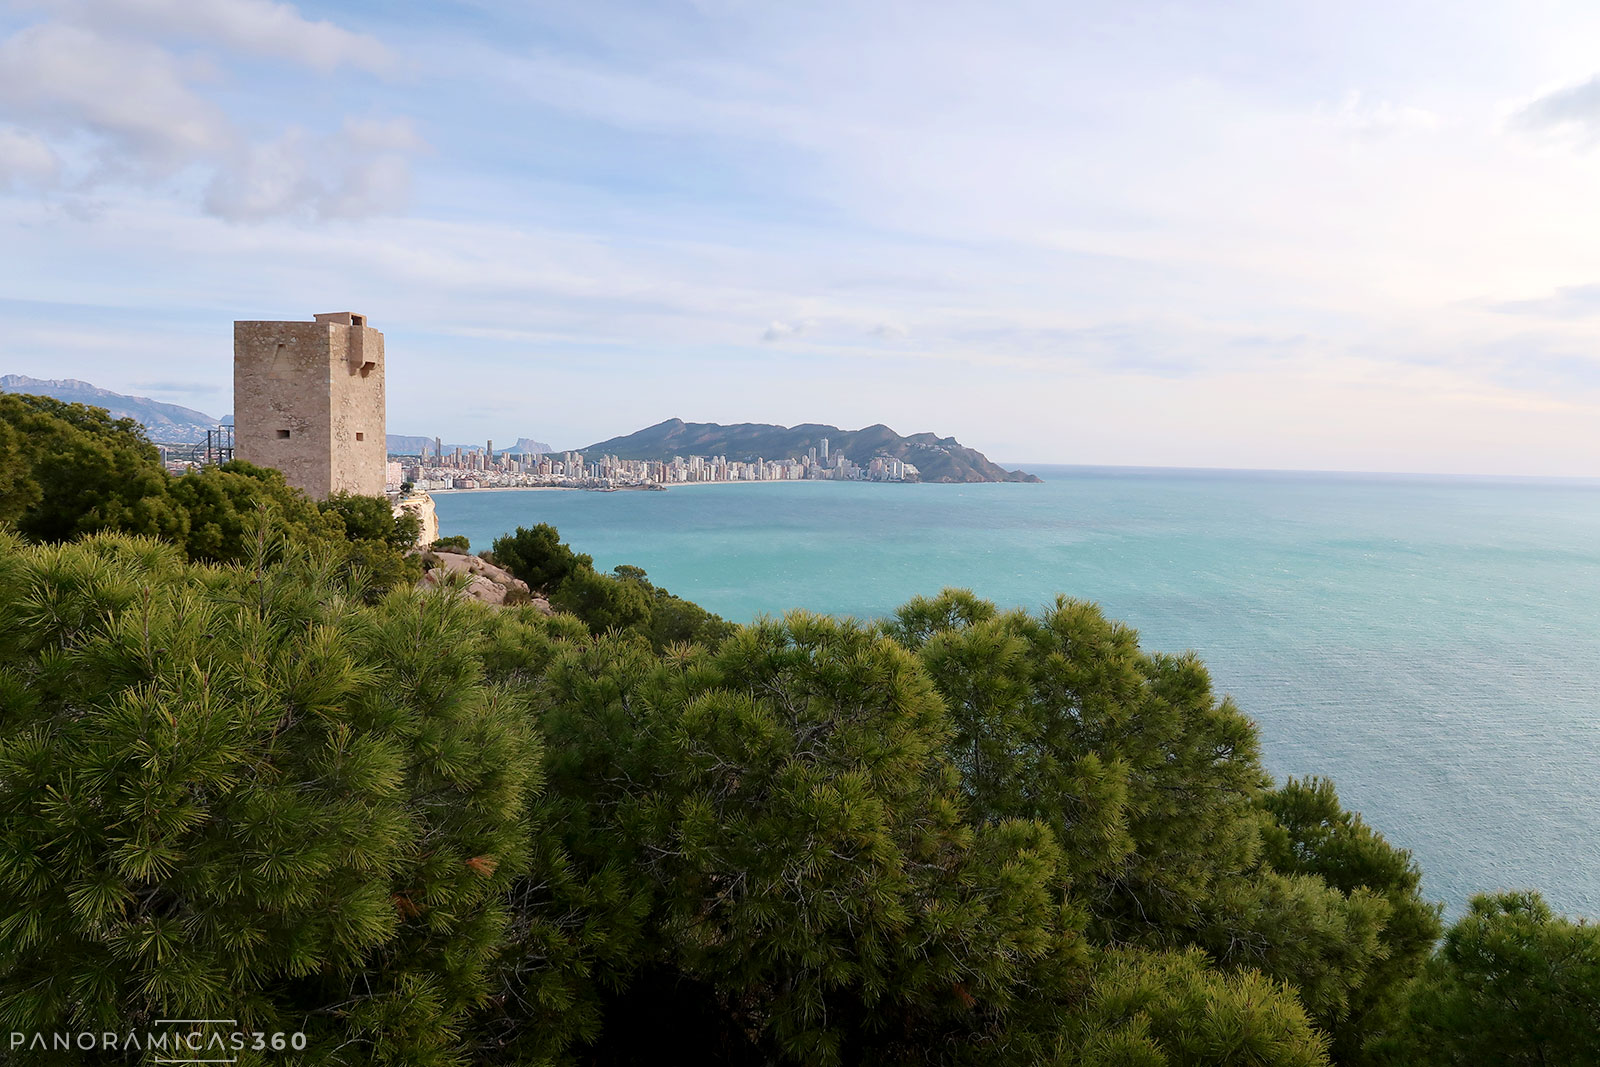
[233,313,386,499]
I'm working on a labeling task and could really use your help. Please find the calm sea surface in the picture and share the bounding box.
[435,465,1600,919]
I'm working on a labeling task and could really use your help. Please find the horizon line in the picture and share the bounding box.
[999,461,1600,483]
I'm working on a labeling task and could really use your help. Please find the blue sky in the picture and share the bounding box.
[4,0,1600,473]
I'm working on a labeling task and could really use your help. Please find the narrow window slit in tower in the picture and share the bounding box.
[278,429,291,439]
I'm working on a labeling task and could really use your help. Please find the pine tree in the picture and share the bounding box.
[1259,776,1441,1062]
[487,612,1091,1065]
[884,588,1416,1064]
[0,393,183,544]
[1386,891,1600,1066]
[0,530,533,1065]
[885,590,1272,934]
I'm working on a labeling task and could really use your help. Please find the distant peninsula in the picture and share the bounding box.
[583,419,1040,484]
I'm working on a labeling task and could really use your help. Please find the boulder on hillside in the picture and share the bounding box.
[417,548,552,612]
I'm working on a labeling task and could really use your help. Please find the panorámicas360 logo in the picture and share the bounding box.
[8,1019,308,1062]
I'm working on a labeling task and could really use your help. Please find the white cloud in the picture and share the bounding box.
[203,118,422,221]
[1479,283,1600,319]
[315,152,412,220]
[0,22,227,173]
[200,128,315,221]
[1512,75,1600,143]
[0,124,60,186]
[762,319,809,341]
[16,0,395,74]
[0,8,416,218]
[1328,91,1442,138]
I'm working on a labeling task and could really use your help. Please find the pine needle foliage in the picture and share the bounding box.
[1384,891,1600,1067]
[1061,947,1331,1067]
[484,611,1181,1066]
[0,530,533,1065]
[885,589,1439,1066]
[0,396,421,601]
[1258,776,1441,1062]
[884,590,1271,930]
[0,393,182,544]
[489,525,734,650]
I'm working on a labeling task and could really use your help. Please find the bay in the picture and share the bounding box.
[435,464,1600,919]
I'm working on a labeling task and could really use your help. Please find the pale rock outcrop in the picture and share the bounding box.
[393,490,439,545]
[419,550,552,612]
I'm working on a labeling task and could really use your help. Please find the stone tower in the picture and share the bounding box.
[233,312,386,499]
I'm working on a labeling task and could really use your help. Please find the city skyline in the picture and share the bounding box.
[6,3,1600,474]
[396,444,919,491]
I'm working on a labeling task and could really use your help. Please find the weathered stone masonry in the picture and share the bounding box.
[233,312,387,499]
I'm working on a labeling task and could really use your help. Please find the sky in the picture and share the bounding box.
[4,0,1600,474]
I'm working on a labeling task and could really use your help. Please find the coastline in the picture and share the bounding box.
[425,479,920,494]
[427,486,588,495]
[426,484,668,495]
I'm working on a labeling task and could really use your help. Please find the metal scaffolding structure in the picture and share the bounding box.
[202,425,234,467]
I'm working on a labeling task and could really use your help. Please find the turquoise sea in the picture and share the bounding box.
[435,465,1600,920]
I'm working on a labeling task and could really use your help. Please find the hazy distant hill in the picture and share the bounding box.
[582,419,1040,483]
[0,375,223,443]
[387,434,554,456]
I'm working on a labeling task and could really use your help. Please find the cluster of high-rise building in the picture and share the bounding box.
[399,449,622,491]
[644,448,919,484]
[394,440,542,486]
[393,441,919,491]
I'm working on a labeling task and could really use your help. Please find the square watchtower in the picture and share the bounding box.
[233,312,386,499]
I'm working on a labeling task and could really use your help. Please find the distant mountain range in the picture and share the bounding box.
[0,376,555,455]
[0,375,226,443]
[582,419,1039,483]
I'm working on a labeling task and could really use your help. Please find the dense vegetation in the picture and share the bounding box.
[490,524,734,649]
[0,393,419,598]
[1,394,1596,1065]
